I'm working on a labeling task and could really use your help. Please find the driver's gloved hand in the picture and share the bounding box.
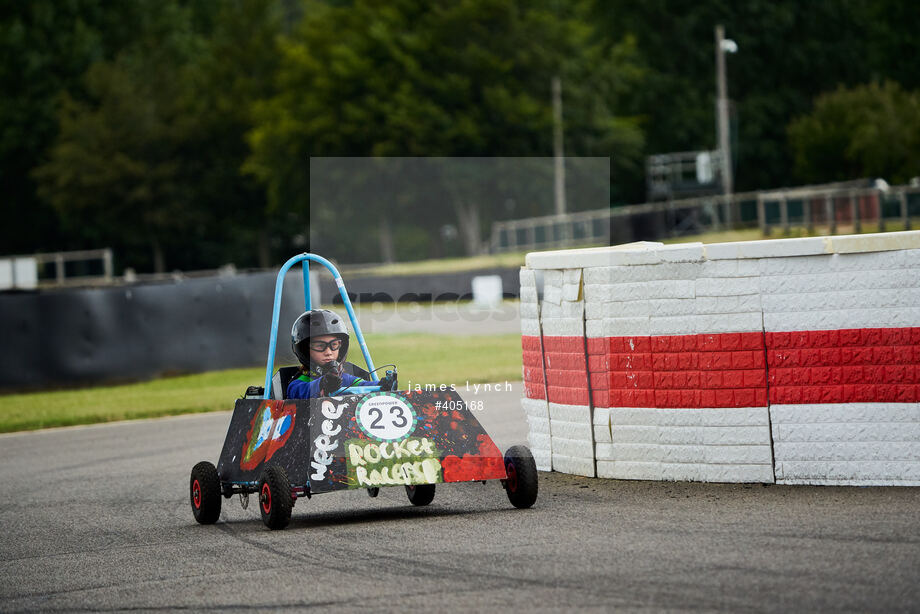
[378,372,397,391]
[320,372,342,395]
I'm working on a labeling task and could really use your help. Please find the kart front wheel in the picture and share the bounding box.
[190,461,222,524]
[258,465,293,530]
[405,483,435,506]
[504,445,538,509]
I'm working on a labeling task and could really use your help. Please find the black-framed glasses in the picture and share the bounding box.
[309,339,343,352]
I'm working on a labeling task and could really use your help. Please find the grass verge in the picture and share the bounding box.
[342,251,528,277]
[0,333,523,434]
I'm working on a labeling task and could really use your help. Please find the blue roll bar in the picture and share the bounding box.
[262,253,376,399]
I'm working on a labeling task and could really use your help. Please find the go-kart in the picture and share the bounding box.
[189,253,538,529]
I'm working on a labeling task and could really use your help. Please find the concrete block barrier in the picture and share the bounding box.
[520,397,552,471]
[520,231,920,485]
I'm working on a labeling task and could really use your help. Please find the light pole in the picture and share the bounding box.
[552,75,566,217]
[715,25,737,222]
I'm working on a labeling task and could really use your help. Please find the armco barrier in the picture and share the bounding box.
[520,231,920,485]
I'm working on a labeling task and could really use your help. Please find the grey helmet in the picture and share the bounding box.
[291,309,349,371]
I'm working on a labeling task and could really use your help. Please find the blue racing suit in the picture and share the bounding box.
[286,371,378,400]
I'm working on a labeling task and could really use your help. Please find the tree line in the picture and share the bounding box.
[2,0,918,272]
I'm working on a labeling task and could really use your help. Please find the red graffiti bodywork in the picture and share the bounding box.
[441,435,506,482]
[240,401,296,471]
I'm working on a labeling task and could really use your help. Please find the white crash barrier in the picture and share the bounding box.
[520,231,920,485]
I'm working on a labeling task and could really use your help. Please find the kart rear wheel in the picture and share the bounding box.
[190,461,221,524]
[504,445,538,509]
[258,465,293,530]
[405,483,436,506]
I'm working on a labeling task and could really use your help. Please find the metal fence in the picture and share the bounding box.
[756,184,919,236]
[0,248,113,290]
[489,180,920,253]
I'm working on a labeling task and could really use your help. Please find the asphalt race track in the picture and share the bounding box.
[1,384,918,612]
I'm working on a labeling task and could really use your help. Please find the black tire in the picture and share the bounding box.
[405,483,436,506]
[258,465,293,530]
[504,445,538,509]
[190,461,222,524]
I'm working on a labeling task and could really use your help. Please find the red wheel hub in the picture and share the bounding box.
[192,479,201,509]
[261,483,272,514]
[506,461,518,493]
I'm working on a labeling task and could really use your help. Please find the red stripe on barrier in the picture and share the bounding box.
[586,338,606,355]
[543,336,585,353]
[589,372,608,390]
[521,335,591,405]
[521,336,542,352]
[530,327,920,407]
[547,386,590,405]
[523,382,546,400]
[545,368,587,388]
[543,340,590,403]
[522,349,544,368]
[521,335,546,400]
[592,390,609,407]
[766,327,920,403]
[587,355,607,372]
[575,327,920,408]
[602,331,769,408]
[544,352,586,370]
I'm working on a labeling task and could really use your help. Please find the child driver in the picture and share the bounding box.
[286,309,390,399]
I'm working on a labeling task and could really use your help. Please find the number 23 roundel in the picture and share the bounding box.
[355,393,416,441]
[305,390,505,493]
